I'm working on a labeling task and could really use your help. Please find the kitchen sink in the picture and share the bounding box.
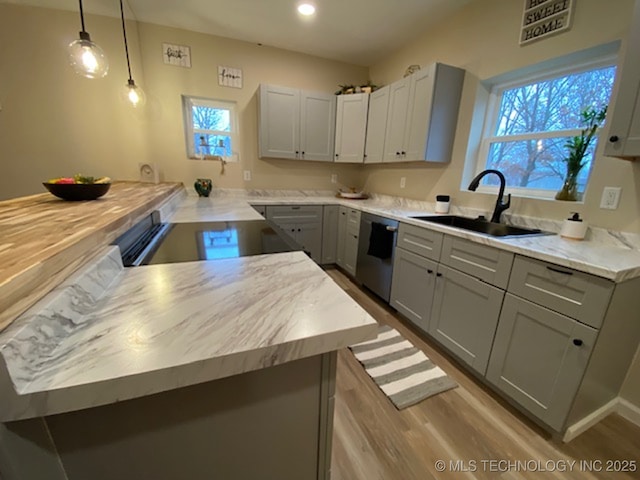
[410,215,548,237]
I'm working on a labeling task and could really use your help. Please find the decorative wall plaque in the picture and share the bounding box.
[218,66,243,88]
[163,43,191,68]
[520,0,574,45]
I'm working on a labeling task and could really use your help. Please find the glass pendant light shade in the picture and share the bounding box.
[122,79,146,107]
[68,32,109,78]
[68,0,108,79]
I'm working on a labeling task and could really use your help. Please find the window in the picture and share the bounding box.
[182,96,238,161]
[475,56,617,199]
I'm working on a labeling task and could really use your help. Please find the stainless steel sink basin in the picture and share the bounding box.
[410,215,547,237]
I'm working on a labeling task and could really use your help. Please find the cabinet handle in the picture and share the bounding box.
[335,154,339,158]
[396,151,400,156]
[436,272,443,277]
[302,151,305,155]
[609,135,619,143]
[401,151,406,155]
[291,206,300,210]
[546,266,573,275]
[427,269,433,274]
[385,226,398,232]
[573,339,583,346]
[295,150,299,154]
[298,228,301,232]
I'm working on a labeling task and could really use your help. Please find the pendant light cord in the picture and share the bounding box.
[78,0,86,32]
[119,0,133,82]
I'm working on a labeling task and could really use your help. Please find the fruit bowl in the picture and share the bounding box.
[43,181,111,201]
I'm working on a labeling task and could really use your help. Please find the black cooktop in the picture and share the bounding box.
[144,220,299,265]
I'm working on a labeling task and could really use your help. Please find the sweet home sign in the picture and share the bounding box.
[520,0,574,45]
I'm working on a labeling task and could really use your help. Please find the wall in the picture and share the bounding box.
[367,0,640,233]
[0,4,368,201]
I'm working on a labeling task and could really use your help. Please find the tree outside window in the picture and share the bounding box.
[478,62,616,197]
[182,96,238,161]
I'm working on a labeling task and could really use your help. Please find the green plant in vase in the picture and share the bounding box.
[555,106,607,201]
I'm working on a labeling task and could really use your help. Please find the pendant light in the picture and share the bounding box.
[119,0,146,107]
[68,0,109,78]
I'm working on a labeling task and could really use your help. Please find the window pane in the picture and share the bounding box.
[494,66,616,136]
[194,134,232,157]
[192,106,231,131]
[485,137,595,191]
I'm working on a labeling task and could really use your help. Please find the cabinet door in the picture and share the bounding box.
[335,93,369,163]
[259,85,300,159]
[383,77,411,162]
[297,222,323,263]
[321,206,339,264]
[336,207,348,268]
[300,92,336,162]
[364,86,390,164]
[343,229,359,277]
[486,294,598,431]
[403,67,435,161]
[429,264,504,375]
[604,0,640,159]
[390,247,437,332]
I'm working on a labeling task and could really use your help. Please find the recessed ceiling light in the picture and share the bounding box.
[297,3,316,16]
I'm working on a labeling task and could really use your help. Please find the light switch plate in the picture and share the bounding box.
[139,163,160,183]
[243,170,251,181]
[331,174,337,184]
[400,177,406,188]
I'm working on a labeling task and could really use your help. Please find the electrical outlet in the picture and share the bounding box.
[600,186,621,209]
[330,174,337,184]
[400,177,406,188]
[243,170,251,181]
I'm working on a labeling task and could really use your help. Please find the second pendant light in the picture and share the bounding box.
[119,0,146,107]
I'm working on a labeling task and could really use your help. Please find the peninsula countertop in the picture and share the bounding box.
[0,182,184,332]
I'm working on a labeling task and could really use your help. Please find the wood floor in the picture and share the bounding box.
[326,268,640,480]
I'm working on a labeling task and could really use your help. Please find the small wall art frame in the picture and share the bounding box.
[218,66,243,88]
[163,43,191,68]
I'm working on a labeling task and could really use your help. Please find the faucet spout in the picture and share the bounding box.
[468,169,511,223]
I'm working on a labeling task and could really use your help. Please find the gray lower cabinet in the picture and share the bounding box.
[429,264,504,375]
[321,206,339,264]
[486,294,597,431]
[336,207,360,277]
[266,205,323,262]
[389,247,437,332]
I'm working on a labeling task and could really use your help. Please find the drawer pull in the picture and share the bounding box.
[573,339,583,347]
[427,269,433,274]
[291,206,301,210]
[436,272,443,277]
[546,266,573,275]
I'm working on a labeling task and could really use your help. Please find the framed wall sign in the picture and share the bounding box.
[218,66,243,88]
[163,43,191,68]
[520,0,574,45]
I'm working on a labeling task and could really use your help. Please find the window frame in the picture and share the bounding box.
[474,54,617,200]
[181,95,239,162]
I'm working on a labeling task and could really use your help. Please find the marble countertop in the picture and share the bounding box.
[0,246,377,421]
[0,181,184,332]
[165,191,640,282]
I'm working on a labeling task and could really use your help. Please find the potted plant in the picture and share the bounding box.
[555,106,607,201]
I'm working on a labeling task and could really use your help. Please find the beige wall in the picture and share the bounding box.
[367,0,640,233]
[0,4,367,200]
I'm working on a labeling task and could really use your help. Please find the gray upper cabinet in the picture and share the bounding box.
[364,86,390,164]
[381,63,465,164]
[604,0,640,159]
[259,85,336,162]
[429,264,504,375]
[334,93,369,163]
[486,294,598,431]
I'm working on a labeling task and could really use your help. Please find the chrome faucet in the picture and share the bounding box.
[468,169,511,224]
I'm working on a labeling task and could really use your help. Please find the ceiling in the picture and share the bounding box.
[4,0,473,66]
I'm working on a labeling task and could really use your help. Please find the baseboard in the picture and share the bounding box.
[618,398,640,427]
[563,398,619,443]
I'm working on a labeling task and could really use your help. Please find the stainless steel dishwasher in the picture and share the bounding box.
[356,212,399,303]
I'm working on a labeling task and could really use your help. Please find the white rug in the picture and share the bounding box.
[349,324,457,409]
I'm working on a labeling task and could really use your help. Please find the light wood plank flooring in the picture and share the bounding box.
[327,268,640,480]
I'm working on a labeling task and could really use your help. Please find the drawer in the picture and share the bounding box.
[266,205,323,223]
[440,236,514,289]
[397,223,444,261]
[508,256,614,329]
[347,209,361,235]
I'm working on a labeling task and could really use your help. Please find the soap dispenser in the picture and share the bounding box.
[560,212,588,240]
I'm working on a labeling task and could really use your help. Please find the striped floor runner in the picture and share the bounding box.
[348,324,457,409]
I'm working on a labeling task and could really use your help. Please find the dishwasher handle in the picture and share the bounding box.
[385,225,398,232]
